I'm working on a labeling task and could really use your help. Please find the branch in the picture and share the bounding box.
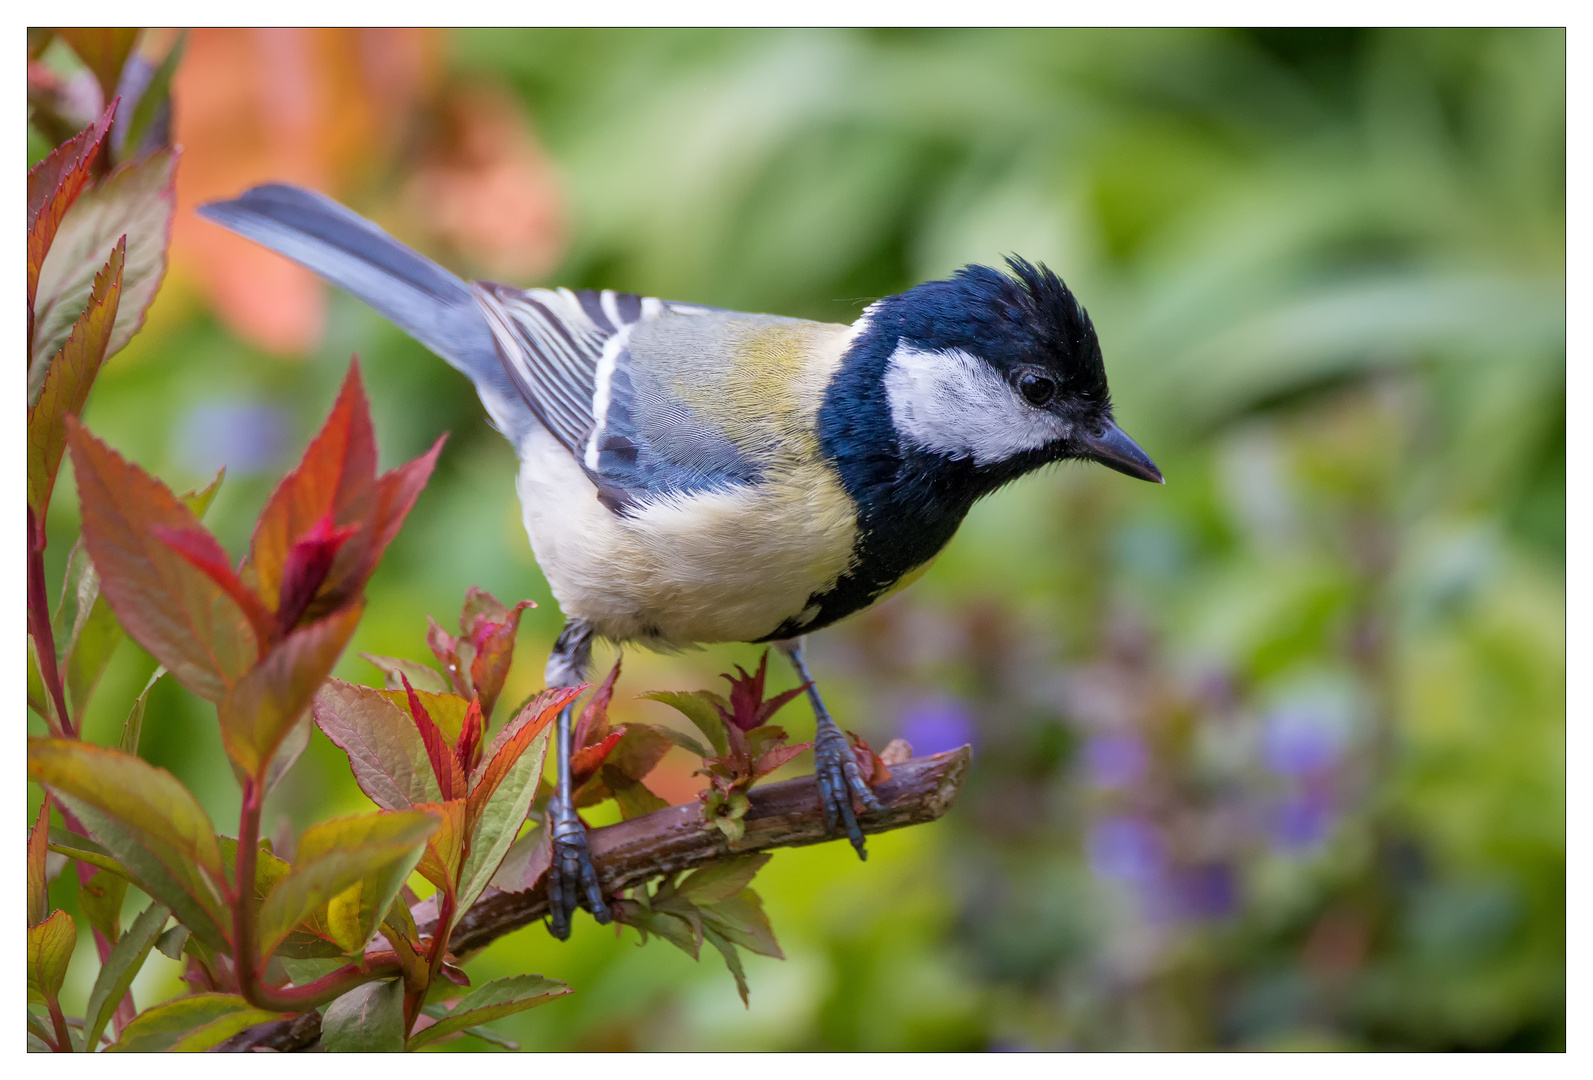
[224,747,971,1052]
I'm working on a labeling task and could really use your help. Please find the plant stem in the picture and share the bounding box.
[27,508,73,737]
[45,993,72,1052]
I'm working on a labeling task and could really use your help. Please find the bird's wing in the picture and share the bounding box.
[473,283,748,512]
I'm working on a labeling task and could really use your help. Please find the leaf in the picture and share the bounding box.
[325,850,417,958]
[122,32,185,159]
[105,993,262,1052]
[721,651,806,732]
[463,596,533,721]
[255,810,436,964]
[700,889,784,960]
[120,667,163,754]
[676,853,772,905]
[405,975,571,1051]
[155,924,189,960]
[703,924,752,1007]
[653,724,712,760]
[313,679,443,809]
[488,825,552,894]
[413,799,469,897]
[29,795,51,926]
[59,545,123,725]
[418,1004,521,1050]
[322,978,405,1053]
[571,730,624,785]
[152,523,277,646]
[27,102,114,323]
[340,435,445,613]
[82,901,169,1051]
[379,684,472,742]
[31,147,176,378]
[57,28,139,104]
[604,767,671,820]
[65,420,257,701]
[606,723,676,782]
[47,825,130,880]
[166,1007,282,1052]
[28,738,229,945]
[28,237,123,521]
[218,601,363,778]
[399,677,466,800]
[753,741,813,781]
[469,687,578,820]
[573,655,623,748]
[362,653,450,694]
[263,712,312,797]
[77,867,129,944]
[26,910,76,1000]
[455,695,485,775]
[641,690,730,757]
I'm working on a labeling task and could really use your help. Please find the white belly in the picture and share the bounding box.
[516,428,858,647]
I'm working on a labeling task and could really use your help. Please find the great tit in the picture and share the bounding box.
[199,184,1162,939]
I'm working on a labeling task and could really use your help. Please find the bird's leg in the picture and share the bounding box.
[543,619,610,940]
[776,637,882,859]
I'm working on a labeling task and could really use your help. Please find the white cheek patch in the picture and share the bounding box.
[883,343,1068,465]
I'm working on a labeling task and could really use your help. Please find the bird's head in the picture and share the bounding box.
[860,257,1161,486]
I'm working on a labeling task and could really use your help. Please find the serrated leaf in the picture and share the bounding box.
[419,1003,521,1050]
[29,738,229,948]
[255,810,436,964]
[322,978,405,1052]
[395,680,466,799]
[28,237,123,522]
[701,889,784,960]
[27,910,76,999]
[314,679,443,809]
[406,974,570,1051]
[379,685,472,743]
[641,690,729,757]
[677,853,772,905]
[105,993,261,1052]
[219,602,362,778]
[27,102,114,325]
[362,653,450,694]
[77,867,129,944]
[82,901,168,1051]
[65,420,257,701]
[29,795,51,926]
[413,799,468,897]
[32,147,176,377]
[702,924,752,1007]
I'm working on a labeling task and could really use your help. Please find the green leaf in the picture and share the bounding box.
[703,924,752,1007]
[362,653,451,694]
[377,685,471,741]
[32,148,177,377]
[122,32,186,158]
[313,678,443,809]
[29,738,229,947]
[26,910,76,999]
[155,924,189,961]
[325,853,417,958]
[219,602,363,778]
[28,796,51,927]
[641,690,729,757]
[255,810,437,964]
[457,720,554,915]
[166,1007,281,1052]
[77,867,129,944]
[419,1004,521,1050]
[119,667,164,755]
[48,826,130,880]
[606,767,671,820]
[83,901,169,1051]
[179,467,226,519]
[322,978,405,1052]
[28,238,123,523]
[406,975,570,1051]
[676,853,772,905]
[105,993,264,1052]
[700,889,784,960]
[263,712,311,797]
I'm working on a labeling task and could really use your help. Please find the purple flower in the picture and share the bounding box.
[1087,815,1165,884]
[176,400,291,477]
[1260,705,1345,777]
[896,696,977,757]
[1171,863,1238,920]
[1270,791,1336,851]
[1084,734,1148,789]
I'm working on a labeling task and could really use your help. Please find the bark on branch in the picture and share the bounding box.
[227,747,971,1052]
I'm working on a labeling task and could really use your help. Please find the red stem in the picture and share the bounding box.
[46,993,72,1052]
[27,508,73,737]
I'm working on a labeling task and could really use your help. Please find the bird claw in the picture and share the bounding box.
[813,723,882,860]
[545,795,610,941]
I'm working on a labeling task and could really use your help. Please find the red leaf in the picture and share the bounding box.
[752,741,813,781]
[570,730,624,787]
[466,599,533,721]
[719,651,805,732]
[467,686,582,833]
[274,513,358,635]
[246,363,377,616]
[574,656,623,749]
[65,419,258,701]
[851,735,893,786]
[28,237,122,525]
[425,617,463,695]
[455,696,485,775]
[27,101,115,321]
[149,524,276,648]
[402,674,465,801]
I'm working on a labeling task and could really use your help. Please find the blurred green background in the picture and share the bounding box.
[31,27,1564,1050]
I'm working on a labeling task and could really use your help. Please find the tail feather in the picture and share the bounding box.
[198,184,531,439]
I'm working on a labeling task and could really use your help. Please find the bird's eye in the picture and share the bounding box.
[1018,372,1055,407]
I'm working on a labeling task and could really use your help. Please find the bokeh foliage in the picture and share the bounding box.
[31,28,1562,1050]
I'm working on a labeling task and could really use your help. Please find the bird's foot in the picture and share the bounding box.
[545,795,610,941]
[813,721,883,859]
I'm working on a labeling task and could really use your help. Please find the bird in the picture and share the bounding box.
[198,183,1163,940]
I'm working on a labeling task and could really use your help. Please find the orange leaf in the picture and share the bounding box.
[413,799,468,897]
[27,101,115,320]
[246,362,377,615]
[150,524,276,648]
[28,237,123,524]
[455,696,485,775]
[65,419,258,701]
[467,686,581,835]
[570,730,624,789]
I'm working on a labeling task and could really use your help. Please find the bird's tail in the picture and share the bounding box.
[197,184,529,438]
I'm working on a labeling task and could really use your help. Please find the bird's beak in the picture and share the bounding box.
[1080,421,1164,484]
